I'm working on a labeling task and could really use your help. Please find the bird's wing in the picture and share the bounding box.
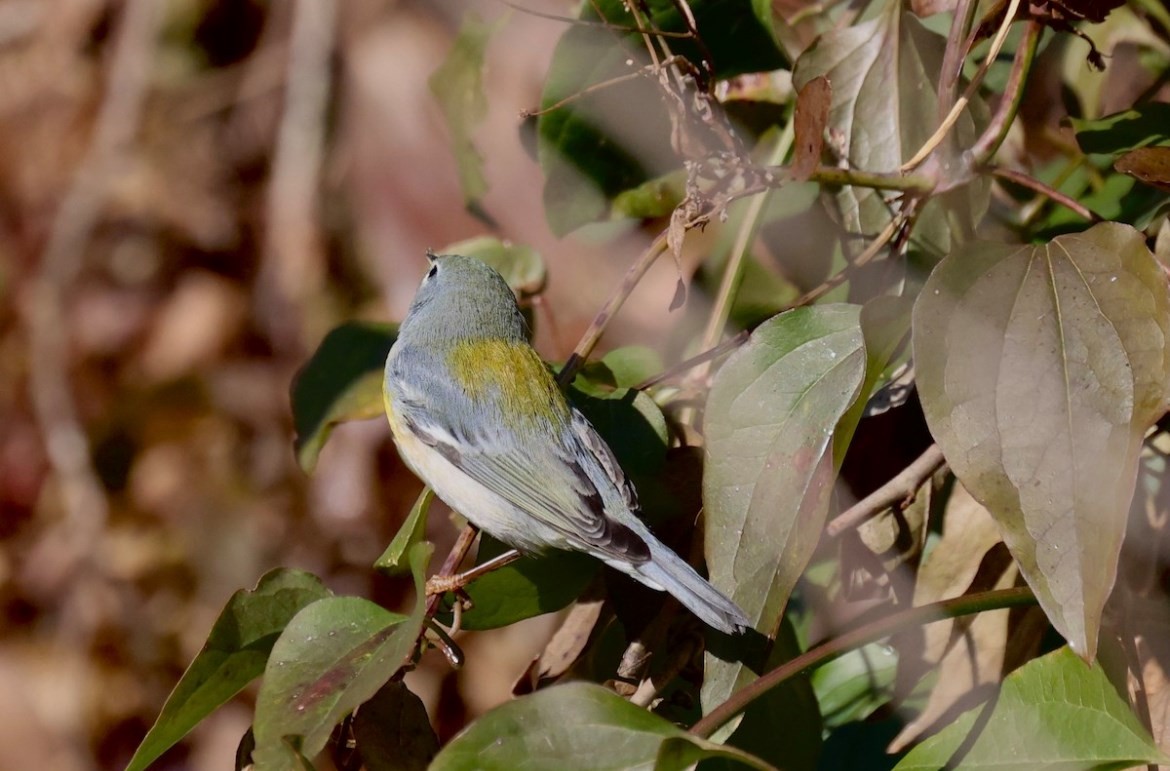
[386,345,649,563]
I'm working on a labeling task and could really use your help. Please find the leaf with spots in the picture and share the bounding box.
[913,222,1170,659]
[250,543,431,768]
[701,305,866,717]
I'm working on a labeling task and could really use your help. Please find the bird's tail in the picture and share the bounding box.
[631,540,750,634]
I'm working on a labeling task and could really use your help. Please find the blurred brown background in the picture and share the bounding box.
[0,1,695,768]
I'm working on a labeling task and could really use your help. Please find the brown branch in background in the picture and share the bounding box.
[988,166,1099,222]
[826,444,947,537]
[256,0,336,355]
[21,0,162,627]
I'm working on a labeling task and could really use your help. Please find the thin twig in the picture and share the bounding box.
[989,166,1099,222]
[689,586,1037,739]
[787,213,904,309]
[937,0,979,111]
[634,330,749,390]
[22,0,161,619]
[423,524,480,620]
[558,233,670,386]
[901,0,1023,171]
[968,20,1041,166]
[826,444,947,537]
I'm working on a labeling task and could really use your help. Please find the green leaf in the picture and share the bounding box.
[452,534,600,631]
[895,647,1170,770]
[1070,102,1170,155]
[702,305,866,716]
[251,544,432,768]
[793,1,983,257]
[701,616,823,771]
[125,571,332,771]
[374,488,432,574]
[441,235,546,297]
[913,222,1170,658]
[353,681,439,771]
[538,0,785,234]
[428,14,503,213]
[812,642,898,728]
[292,321,396,473]
[579,346,665,390]
[430,681,776,770]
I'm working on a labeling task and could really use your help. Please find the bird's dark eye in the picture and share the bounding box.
[426,265,438,279]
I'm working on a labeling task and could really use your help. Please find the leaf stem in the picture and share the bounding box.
[902,0,1023,171]
[968,20,1041,166]
[689,585,1037,738]
[989,166,1099,222]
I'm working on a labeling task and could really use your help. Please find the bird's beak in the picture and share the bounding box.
[425,248,438,263]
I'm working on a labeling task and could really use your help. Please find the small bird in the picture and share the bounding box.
[382,253,749,634]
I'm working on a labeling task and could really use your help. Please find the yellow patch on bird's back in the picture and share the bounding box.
[447,339,568,428]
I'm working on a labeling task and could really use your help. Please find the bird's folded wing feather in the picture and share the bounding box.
[388,349,648,562]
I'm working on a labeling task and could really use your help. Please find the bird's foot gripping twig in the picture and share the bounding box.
[424,548,524,597]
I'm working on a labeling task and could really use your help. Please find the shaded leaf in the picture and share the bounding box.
[291,321,396,473]
[889,484,1014,751]
[913,222,1170,658]
[353,681,439,771]
[252,544,431,767]
[812,642,899,729]
[702,305,866,714]
[537,0,785,234]
[895,647,1169,770]
[374,488,433,575]
[1070,103,1170,155]
[430,681,775,770]
[125,571,332,771]
[428,14,503,212]
[442,235,547,297]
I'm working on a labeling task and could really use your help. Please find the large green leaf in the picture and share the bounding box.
[913,222,1170,658]
[251,544,431,768]
[430,681,775,770]
[792,0,983,258]
[291,321,396,473]
[701,305,866,717]
[125,570,332,771]
[895,646,1170,770]
[428,14,502,214]
[537,0,785,234]
[442,235,547,297]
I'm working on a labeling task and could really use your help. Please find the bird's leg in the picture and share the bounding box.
[424,548,523,596]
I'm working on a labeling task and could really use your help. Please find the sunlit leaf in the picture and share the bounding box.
[291,321,396,473]
[430,681,775,770]
[251,544,431,767]
[125,571,332,771]
[895,647,1170,770]
[702,305,866,715]
[1070,102,1170,155]
[374,488,433,575]
[913,222,1170,658]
